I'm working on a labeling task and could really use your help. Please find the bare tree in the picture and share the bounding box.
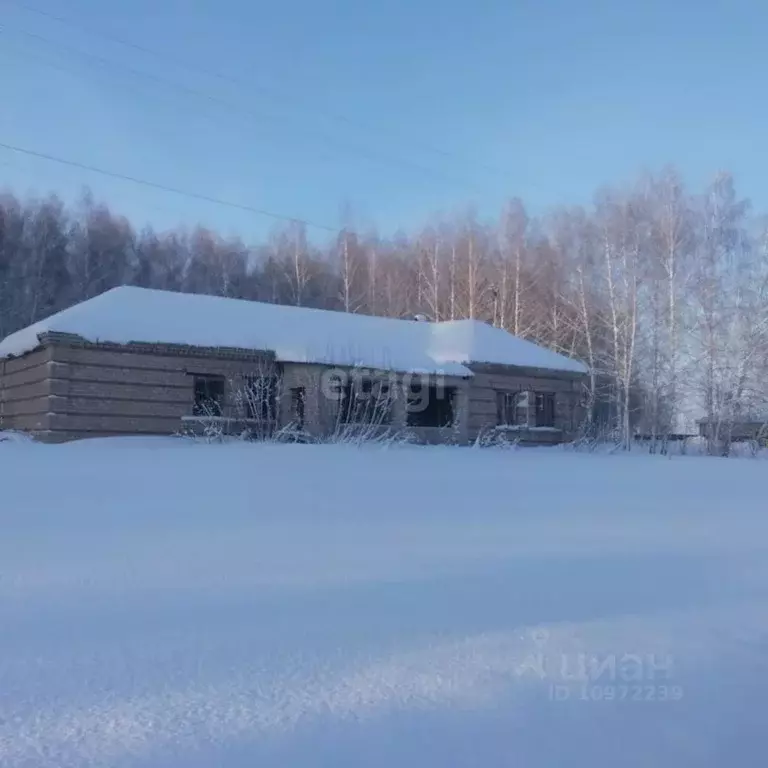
[454,212,492,320]
[274,221,313,307]
[19,196,69,325]
[68,192,134,301]
[690,173,752,454]
[636,168,697,444]
[497,198,529,334]
[416,224,444,321]
[593,189,644,448]
[134,229,186,291]
[549,208,601,425]
[337,227,367,313]
[0,193,26,338]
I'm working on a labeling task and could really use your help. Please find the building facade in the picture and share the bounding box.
[0,288,587,444]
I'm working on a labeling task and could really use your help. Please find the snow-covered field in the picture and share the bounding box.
[1,438,767,767]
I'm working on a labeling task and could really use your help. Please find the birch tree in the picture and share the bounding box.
[497,198,529,334]
[593,189,644,447]
[690,173,751,454]
[549,208,601,424]
[21,196,69,325]
[337,227,367,313]
[416,224,444,321]
[68,194,134,301]
[639,169,696,440]
[0,194,26,338]
[279,221,313,307]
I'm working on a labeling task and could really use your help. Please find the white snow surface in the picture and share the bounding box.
[1,438,767,767]
[0,286,587,374]
[428,317,587,372]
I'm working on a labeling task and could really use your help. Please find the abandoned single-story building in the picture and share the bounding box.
[697,416,768,443]
[0,286,588,444]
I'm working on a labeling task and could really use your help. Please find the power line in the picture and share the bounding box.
[2,0,497,182]
[0,24,483,193]
[7,0,496,172]
[3,0,362,129]
[0,140,340,233]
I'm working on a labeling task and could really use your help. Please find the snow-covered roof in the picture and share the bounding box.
[429,319,587,373]
[0,287,588,375]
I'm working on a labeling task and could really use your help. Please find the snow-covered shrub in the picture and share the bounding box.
[181,362,284,444]
[568,421,624,453]
[179,364,413,448]
[231,364,282,442]
[270,422,314,444]
[178,402,228,443]
[326,378,407,447]
[472,427,521,450]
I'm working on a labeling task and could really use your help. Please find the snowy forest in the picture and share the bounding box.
[2,167,767,448]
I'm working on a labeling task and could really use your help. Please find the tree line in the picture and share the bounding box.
[2,168,767,452]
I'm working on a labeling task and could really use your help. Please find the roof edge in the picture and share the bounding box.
[467,360,588,378]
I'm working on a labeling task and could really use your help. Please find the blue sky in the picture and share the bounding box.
[0,0,764,241]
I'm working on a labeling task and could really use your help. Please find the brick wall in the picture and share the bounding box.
[2,337,584,445]
[0,347,55,435]
[27,340,276,441]
[466,363,586,443]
